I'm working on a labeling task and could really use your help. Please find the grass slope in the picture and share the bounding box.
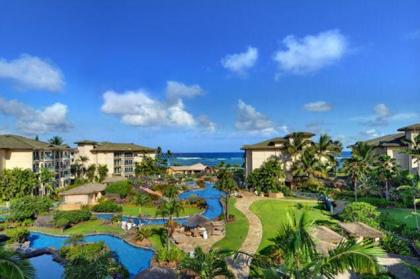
[122,204,201,217]
[250,199,333,251]
[31,219,123,235]
[380,208,419,230]
[213,198,249,251]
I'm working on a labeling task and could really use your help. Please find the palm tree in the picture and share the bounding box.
[313,134,342,172]
[181,247,234,279]
[285,133,314,190]
[156,195,184,249]
[0,246,35,279]
[293,150,327,183]
[96,164,108,182]
[404,134,420,176]
[397,173,420,231]
[74,156,89,178]
[86,164,96,182]
[343,142,376,201]
[375,155,399,201]
[65,234,84,246]
[48,136,64,145]
[38,167,56,196]
[215,167,238,222]
[250,213,384,279]
[134,192,150,216]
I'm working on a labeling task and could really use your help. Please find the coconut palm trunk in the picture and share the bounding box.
[385,180,390,201]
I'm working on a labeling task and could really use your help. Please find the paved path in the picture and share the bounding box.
[227,192,265,279]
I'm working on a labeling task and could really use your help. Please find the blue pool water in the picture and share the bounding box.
[96,182,224,225]
[29,254,64,279]
[29,232,154,277]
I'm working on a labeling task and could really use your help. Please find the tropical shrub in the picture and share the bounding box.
[6,227,30,243]
[9,196,53,221]
[380,233,410,256]
[92,200,122,213]
[60,241,128,279]
[53,210,92,228]
[0,168,38,201]
[246,157,285,193]
[340,202,381,227]
[156,245,185,263]
[0,246,35,278]
[105,180,132,198]
[358,197,393,208]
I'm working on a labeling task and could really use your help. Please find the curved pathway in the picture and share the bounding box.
[228,192,265,279]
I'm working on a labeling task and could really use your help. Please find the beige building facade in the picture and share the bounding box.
[0,135,72,187]
[74,140,156,177]
[362,123,419,174]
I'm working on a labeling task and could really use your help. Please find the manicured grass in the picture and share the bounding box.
[250,199,334,251]
[213,198,249,251]
[122,204,202,217]
[31,219,123,236]
[380,208,419,230]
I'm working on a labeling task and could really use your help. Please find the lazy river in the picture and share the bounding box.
[29,182,224,278]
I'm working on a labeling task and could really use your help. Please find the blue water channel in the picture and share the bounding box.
[29,232,154,278]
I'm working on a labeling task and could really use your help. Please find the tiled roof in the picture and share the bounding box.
[0,134,70,150]
[363,133,407,148]
[91,142,156,153]
[168,163,209,171]
[241,137,287,150]
[397,123,420,131]
[60,183,106,195]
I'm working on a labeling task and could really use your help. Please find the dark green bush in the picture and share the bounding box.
[105,180,132,198]
[92,200,122,213]
[7,227,30,243]
[9,196,53,221]
[340,202,381,228]
[380,233,410,256]
[53,210,92,228]
[358,197,392,208]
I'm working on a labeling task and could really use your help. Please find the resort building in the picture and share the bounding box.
[360,123,419,174]
[60,183,105,208]
[241,132,315,177]
[167,163,213,175]
[74,140,156,177]
[0,134,72,187]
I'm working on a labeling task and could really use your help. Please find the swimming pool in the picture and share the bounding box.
[96,182,224,225]
[29,254,64,279]
[29,232,154,277]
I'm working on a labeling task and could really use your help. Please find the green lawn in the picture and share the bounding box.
[213,198,249,251]
[250,199,334,251]
[31,219,123,236]
[122,204,202,217]
[380,208,419,230]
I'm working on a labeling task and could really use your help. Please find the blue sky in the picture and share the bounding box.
[0,0,419,152]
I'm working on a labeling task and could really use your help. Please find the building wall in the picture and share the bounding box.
[245,149,283,176]
[76,144,97,166]
[64,194,89,205]
[0,150,5,170]
[3,150,33,170]
[96,152,115,175]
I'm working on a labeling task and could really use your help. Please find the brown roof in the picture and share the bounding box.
[338,222,383,239]
[92,142,156,153]
[0,134,71,151]
[397,123,420,132]
[361,133,407,148]
[60,183,106,195]
[241,131,314,150]
[168,163,209,172]
[185,214,209,227]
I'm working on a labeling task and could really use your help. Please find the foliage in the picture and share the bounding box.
[0,168,38,201]
[373,155,400,201]
[246,156,285,193]
[105,180,132,198]
[156,244,185,263]
[86,164,96,182]
[251,213,384,279]
[396,173,420,231]
[0,246,35,279]
[216,167,238,221]
[53,210,92,228]
[340,202,381,228]
[9,196,53,221]
[6,228,30,243]
[134,157,163,177]
[92,200,122,213]
[380,233,410,256]
[96,164,108,183]
[156,194,184,249]
[65,234,85,246]
[180,247,233,279]
[136,227,152,241]
[48,136,64,145]
[60,241,128,279]
[38,167,56,196]
[132,192,151,216]
[358,197,393,208]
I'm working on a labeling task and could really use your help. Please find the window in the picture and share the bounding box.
[125,167,133,173]
[124,159,133,165]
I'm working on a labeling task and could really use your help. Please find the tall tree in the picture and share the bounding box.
[156,191,184,249]
[215,167,238,222]
[96,164,108,182]
[48,136,64,145]
[38,167,56,196]
[86,164,97,182]
[134,192,150,216]
[313,134,342,172]
[0,246,35,279]
[246,156,285,193]
[374,155,399,201]
[397,173,420,231]
[181,247,233,279]
[405,134,420,176]
[250,213,383,278]
[0,168,37,200]
[343,142,376,201]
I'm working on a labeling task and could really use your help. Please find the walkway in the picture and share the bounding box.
[227,192,265,279]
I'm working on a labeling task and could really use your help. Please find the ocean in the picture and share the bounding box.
[168,151,351,167]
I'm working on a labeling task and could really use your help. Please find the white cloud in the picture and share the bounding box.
[101,81,214,130]
[304,101,332,112]
[221,47,258,75]
[273,29,348,75]
[235,100,276,134]
[353,103,418,127]
[198,115,216,132]
[0,54,64,92]
[360,129,380,139]
[166,81,203,102]
[0,97,71,134]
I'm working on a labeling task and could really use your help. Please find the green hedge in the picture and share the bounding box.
[9,196,53,221]
[105,181,132,198]
[92,200,122,213]
[340,202,381,228]
[53,210,92,228]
